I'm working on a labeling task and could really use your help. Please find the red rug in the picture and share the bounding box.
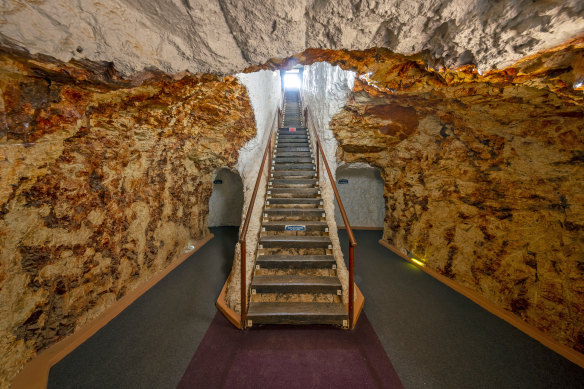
[178,312,403,388]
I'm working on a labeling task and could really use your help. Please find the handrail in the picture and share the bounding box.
[304,107,358,329]
[238,107,279,329]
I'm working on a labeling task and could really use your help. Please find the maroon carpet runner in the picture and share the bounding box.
[178,312,403,388]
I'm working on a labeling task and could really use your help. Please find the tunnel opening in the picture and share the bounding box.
[334,164,385,229]
[208,167,244,227]
[283,69,301,90]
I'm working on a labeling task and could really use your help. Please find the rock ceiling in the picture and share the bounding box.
[1,0,583,75]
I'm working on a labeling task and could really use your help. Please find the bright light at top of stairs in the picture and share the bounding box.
[284,72,301,89]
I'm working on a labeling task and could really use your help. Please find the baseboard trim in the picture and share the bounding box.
[12,233,214,389]
[378,239,584,369]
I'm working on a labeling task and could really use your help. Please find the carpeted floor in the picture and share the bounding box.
[337,229,584,388]
[48,227,238,389]
[48,227,584,388]
[178,312,402,388]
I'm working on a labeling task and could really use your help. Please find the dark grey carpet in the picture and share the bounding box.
[48,227,237,389]
[337,229,584,388]
[48,227,584,388]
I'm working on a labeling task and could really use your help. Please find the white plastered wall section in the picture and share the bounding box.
[224,70,282,312]
[301,62,356,303]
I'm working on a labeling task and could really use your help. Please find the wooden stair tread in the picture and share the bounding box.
[257,254,335,268]
[272,163,315,170]
[267,188,320,197]
[270,178,317,184]
[247,302,346,317]
[272,169,316,178]
[276,145,310,149]
[275,152,312,157]
[252,275,341,288]
[275,138,308,142]
[264,207,324,212]
[267,198,322,204]
[273,158,313,163]
[260,235,331,243]
[277,144,310,148]
[277,137,308,140]
[271,171,316,178]
[262,220,327,226]
[251,275,341,294]
[261,220,328,231]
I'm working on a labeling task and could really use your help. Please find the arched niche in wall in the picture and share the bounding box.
[208,168,244,227]
[334,164,384,229]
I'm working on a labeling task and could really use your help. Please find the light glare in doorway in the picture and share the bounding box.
[284,72,301,89]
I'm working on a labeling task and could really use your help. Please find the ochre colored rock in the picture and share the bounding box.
[0,47,256,386]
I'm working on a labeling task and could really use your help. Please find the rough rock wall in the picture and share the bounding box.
[0,47,255,386]
[1,1,583,74]
[292,41,584,352]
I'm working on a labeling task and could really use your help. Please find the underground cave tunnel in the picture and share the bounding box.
[208,168,244,227]
[1,1,584,388]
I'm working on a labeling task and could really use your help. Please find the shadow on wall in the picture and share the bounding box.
[209,168,244,226]
[334,164,384,228]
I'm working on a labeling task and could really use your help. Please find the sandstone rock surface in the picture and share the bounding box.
[0,46,256,386]
[1,0,583,74]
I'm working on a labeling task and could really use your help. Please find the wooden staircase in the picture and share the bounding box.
[245,90,348,327]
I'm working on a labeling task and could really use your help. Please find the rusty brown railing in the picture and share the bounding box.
[304,107,358,329]
[239,108,279,329]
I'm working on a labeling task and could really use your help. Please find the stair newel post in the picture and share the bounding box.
[240,238,246,329]
[349,244,355,329]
